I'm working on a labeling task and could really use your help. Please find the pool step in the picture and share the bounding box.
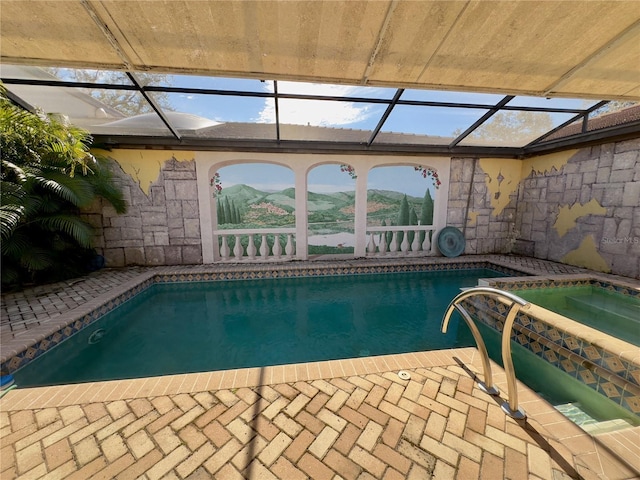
[582,418,635,435]
[554,402,633,434]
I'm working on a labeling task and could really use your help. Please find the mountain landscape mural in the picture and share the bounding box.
[216,184,434,253]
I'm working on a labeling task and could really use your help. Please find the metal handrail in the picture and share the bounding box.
[441,287,530,419]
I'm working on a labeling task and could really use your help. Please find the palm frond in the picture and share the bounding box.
[0,180,26,204]
[0,204,25,240]
[29,170,95,207]
[87,157,127,213]
[1,229,33,256]
[18,246,56,272]
[34,214,94,247]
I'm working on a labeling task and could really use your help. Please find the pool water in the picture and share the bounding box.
[517,286,640,346]
[14,269,507,387]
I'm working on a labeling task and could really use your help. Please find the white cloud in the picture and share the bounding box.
[257,81,374,126]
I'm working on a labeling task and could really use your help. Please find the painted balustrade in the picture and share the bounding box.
[365,225,436,256]
[213,228,296,262]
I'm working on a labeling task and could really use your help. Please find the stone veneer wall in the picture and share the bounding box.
[446,139,639,279]
[82,156,203,267]
[446,157,517,255]
[515,139,639,279]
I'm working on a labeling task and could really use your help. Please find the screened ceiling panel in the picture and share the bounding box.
[416,1,640,97]
[375,105,490,145]
[1,83,129,127]
[278,99,384,143]
[459,111,577,148]
[0,1,124,66]
[2,62,636,155]
[90,113,174,137]
[157,92,272,124]
[550,26,640,99]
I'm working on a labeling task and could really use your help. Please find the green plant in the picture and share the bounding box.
[0,86,126,288]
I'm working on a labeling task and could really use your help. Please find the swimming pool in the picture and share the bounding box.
[13,268,505,387]
[516,285,640,346]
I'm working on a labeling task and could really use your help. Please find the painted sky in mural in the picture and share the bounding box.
[218,163,435,198]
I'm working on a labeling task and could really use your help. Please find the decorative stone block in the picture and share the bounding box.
[169,227,185,239]
[182,245,203,264]
[121,227,143,240]
[622,182,640,207]
[141,211,167,226]
[103,248,125,267]
[166,201,182,218]
[163,246,183,265]
[596,167,610,184]
[124,247,145,265]
[612,151,638,170]
[145,246,165,265]
[154,231,170,246]
[174,181,197,200]
[103,227,122,241]
[150,186,166,205]
[125,217,143,229]
[600,185,624,207]
[184,219,201,238]
[182,200,199,218]
[610,169,636,183]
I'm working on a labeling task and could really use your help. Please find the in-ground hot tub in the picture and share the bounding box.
[466,276,640,428]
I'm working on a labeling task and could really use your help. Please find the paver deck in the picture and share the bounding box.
[1,256,639,479]
[2,349,638,479]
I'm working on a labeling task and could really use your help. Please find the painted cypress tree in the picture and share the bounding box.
[380,219,387,247]
[223,197,232,225]
[419,189,434,243]
[232,200,242,224]
[408,205,418,244]
[231,200,240,224]
[396,194,410,244]
[217,198,226,224]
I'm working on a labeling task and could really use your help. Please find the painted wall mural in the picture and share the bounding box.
[208,163,438,256]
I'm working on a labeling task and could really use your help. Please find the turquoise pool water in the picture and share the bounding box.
[517,286,640,346]
[15,269,506,387]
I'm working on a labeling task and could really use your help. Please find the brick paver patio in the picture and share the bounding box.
[2,349,638,479]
